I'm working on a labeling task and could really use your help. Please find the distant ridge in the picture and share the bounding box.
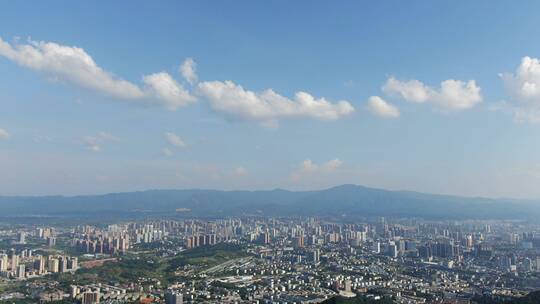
[0,184,538,219]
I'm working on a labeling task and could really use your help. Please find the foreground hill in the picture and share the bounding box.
[0,184,538,219]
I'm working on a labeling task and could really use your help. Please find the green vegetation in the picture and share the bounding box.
[322,295,395,304]
[167,243,247,272]
[0,300,75,304]
[210,280,250,300]
[42,243,249,288]
[473,290,540,304]
[0,300,35,304]
[74,257,168,285]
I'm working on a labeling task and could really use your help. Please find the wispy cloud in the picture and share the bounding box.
[165,132,186,148]
[0,128,10,140]
[180,57,198,85]
[162,148,173,157]
[80,132,119,152]
[291,158,344,181]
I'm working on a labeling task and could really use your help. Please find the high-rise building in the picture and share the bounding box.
[16,264,25,279]
[48,258,59,273]
[0,254,8,271]
[372,242,381,254]
[67,257,78,271]
[387,244,398,258]
[9,253,18,272]
[293,236,305,248]
[312,249,320,264]
[82,290,100,304]
[405,240,417,251]
[186,236,193,249]
[466,235,474,248]
[165,291,183,304]
[34,256,46,274]
[18,232,26,244]
[259,232,270,244]
[344,280,352,293]
[59,256,68,273]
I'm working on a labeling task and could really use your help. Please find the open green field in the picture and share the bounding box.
[166,243,248,273]
[50,243,248,287]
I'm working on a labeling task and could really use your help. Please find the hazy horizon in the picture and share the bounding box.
[1,183,539,203]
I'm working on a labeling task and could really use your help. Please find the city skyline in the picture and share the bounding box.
[3,1,540,199]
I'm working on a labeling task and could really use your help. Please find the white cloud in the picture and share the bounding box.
[0,37,144,99]
[382,76,482,110]
[143,72,196,110]
[165,132,186,148]
[501,57,540,101]
[197,80,354,125]
[0,37,195,109]
[0,128,10,140]
[366,96,400,118]
[80,135,102,152]
[80,132,118,152]
[382,77,430,103]
[162,148,173,157]
[0,37,356,125]
[323,159,344,171]
[435,79,482,110]
[500,56,540,123]
[301,159,319,173]
[292,158,344,181]
[180,58,197,85]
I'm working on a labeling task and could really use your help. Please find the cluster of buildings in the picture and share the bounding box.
[2,217,540,303]
[0,249,77,279]
[156,217,540,303]
[75,236,130,255]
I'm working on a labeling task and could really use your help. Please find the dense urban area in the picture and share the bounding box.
[0,216,539,304]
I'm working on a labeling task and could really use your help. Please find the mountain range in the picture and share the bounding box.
[0,184,538,220]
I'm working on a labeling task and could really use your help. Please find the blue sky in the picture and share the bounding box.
[2,1,540,197]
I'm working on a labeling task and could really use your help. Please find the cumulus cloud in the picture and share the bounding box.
[366,96,400,118]
[291,158,344,181]
[180,57,197,85]
[382,77,430,103]
[143,72,196,110]
[165,132,186,147]
[197,80,354,125]
[80,132,119,152]
[382,76,482,110]
[0,37,355,126]
[0,128,10,140]
[0,37,195,109]
[500,56,540,123]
